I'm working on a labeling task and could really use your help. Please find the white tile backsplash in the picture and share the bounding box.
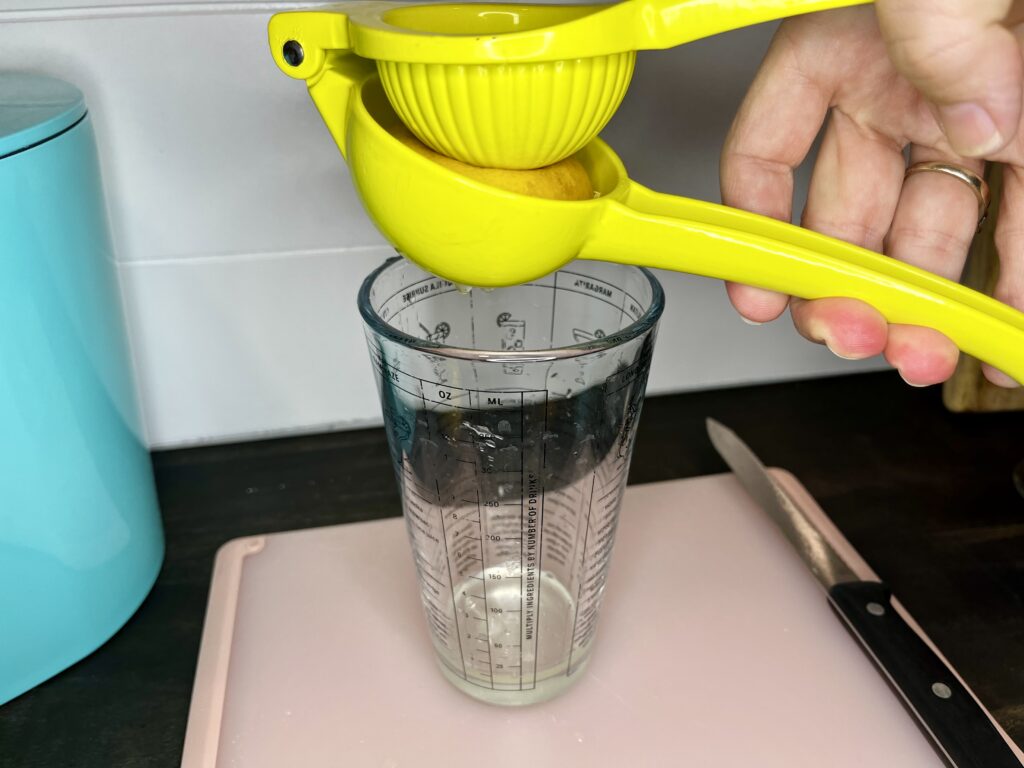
[119,246,391,447]
[1,3,384,262]
[1,3,887,447]
[122,250,881,448]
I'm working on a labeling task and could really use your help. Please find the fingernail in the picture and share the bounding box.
[898,371,931,388]
[740,315,765,326]
[833,350,866,361]
[805,318,868,361]
[804,317,828,343]
[937,102,1004,157]
[982,365,1021,388]
[806,319,841,355]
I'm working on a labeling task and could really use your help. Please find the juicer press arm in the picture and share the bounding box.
[269,1,876,63]
[580,181,1024,384]
[640,0,874,52]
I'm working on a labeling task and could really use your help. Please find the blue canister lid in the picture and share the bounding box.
[0,73,86,159]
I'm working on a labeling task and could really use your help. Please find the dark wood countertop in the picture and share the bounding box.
[2,371,1022,766]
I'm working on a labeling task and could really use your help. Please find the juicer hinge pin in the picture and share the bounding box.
[282,40,304,67]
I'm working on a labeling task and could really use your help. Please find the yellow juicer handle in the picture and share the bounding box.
[268,1,875,65]
[629,0,874,50]
[460,0,877,59]
[582,182,1024,382]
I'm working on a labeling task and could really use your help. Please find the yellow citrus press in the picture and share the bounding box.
[268,8,1024,383]
[269,0,871,169]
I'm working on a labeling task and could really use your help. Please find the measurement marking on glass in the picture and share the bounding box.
[469,279,477,349]
[522,270,645,323]
[372,273,448,315]
[469,480,498,689]
[560,269,645,319]
[548,272,558,350]
[519,392,527,691]
[616,275,629,329]
[416,377,432,442]
[519,434,526,691]
[435,478,467,681]
[567,473,597,676]
[532,390,548,690]
[381,360,559,695]
[417,567,444,587]
[403,484,434,505]
[374,378,425,407]
[400,468,433,498]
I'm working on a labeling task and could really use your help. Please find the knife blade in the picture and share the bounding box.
[706,418,1020,768]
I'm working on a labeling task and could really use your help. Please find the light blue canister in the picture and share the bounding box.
[0,73,164,704]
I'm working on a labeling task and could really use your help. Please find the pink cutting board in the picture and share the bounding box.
[181,472,1013,767]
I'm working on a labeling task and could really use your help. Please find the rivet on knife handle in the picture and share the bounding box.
[828,581,1020,768]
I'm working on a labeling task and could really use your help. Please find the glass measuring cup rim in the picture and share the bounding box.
[358,256,665,362]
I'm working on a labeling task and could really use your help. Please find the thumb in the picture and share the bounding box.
[876,0,1024,157]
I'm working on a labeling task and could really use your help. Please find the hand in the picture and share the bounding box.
[877,0,1024,159]
[720,4,1024,387]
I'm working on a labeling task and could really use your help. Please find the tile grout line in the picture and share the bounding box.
[115,243,396,270]
[2,0,333,23]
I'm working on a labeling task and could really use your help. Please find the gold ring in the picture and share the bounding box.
[904,161,991,230]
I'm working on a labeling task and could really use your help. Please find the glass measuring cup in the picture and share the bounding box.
[359,257,664,706]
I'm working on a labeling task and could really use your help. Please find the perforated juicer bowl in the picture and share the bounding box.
[271,1,877,169]
[377,53,635,170]
[271,3,638,169]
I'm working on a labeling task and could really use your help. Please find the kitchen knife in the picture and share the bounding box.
[706,418,1020,768]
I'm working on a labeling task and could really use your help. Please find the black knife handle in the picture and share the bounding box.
[828,581,1021,768]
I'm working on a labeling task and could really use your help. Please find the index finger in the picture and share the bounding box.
[720,19,834,321]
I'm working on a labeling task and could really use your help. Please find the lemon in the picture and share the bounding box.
[394,127,594,201]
